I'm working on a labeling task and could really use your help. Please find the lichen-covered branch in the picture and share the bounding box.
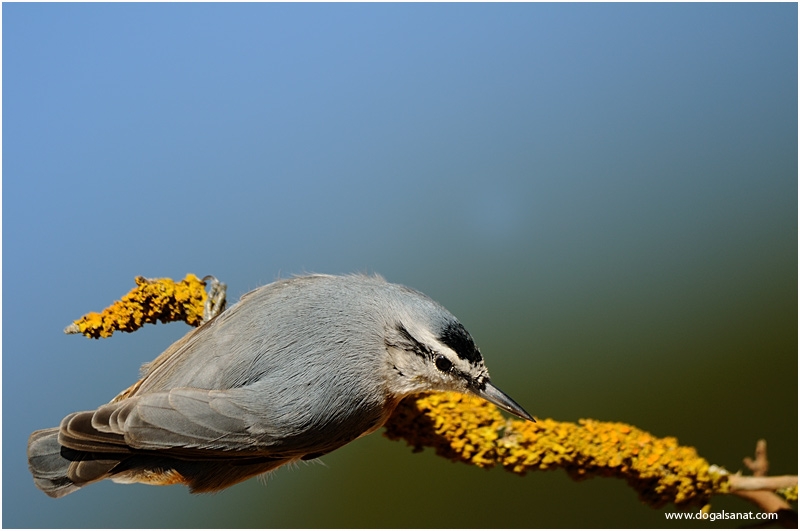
[64,274,798,511]
[383,391,732,508]
[64,274,209,338]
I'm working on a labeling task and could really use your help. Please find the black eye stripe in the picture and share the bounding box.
[393,324,477,382]
[394,324,433,359]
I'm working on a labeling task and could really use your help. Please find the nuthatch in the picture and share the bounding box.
[28,274,533,497]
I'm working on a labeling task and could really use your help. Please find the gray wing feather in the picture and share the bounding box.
[86,387,278,453]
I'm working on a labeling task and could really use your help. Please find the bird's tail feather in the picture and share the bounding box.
[28,426,289,497]
[28,428,90,498]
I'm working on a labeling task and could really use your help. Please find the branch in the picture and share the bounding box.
[384,391,729,508]
[64,274,211,338]
[728,439,797,516]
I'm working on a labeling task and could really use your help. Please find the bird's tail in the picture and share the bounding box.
[28,425,290,497]
[28,426,125,499]
[28,428,85,498]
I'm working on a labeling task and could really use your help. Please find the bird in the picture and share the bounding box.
[28,274,533,498]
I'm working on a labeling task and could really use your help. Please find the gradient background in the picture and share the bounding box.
[3,3,797,528]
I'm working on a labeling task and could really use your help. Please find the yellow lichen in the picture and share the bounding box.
[68,274,207,338]
[383,392,730,508]
[778,485,798,502]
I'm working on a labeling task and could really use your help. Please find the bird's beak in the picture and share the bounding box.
[475,381,535,422]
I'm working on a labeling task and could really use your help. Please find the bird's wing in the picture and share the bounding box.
[59,387,289,458]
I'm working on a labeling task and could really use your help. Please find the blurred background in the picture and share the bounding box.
[3,3,797,528]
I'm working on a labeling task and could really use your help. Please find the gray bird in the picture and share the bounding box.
[28,274,533,498]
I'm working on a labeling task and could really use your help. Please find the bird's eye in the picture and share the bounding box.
[435,355,452,372]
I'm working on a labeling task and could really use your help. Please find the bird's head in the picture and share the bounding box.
[382,290,533,422]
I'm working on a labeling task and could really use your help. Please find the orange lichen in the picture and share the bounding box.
[383,392,730,508]
[66,274,207,338]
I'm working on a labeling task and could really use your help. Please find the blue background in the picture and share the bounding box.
[3,3,797,527]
